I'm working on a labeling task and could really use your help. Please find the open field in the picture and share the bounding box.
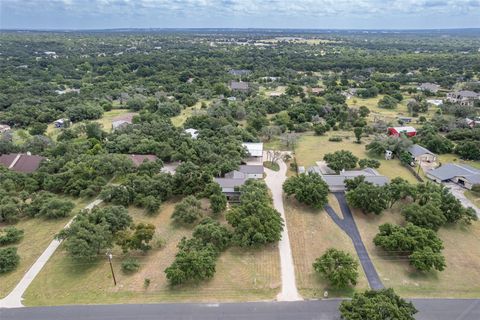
[347,95,440,126]
[352,205,480,298]
[284,195,368,299]
[45,109,133,139]
[294,132,418,183]
[171,100,207,127]
[0,197,88,299]
[23,201,280,306]
[465,190,480,208]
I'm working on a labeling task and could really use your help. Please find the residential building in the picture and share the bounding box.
[54,118,69,128]
[387,126,417,137]
[418,83,440,93]
[242,142,263,158]
[215,164,264,199]
[307,166,389,192]
[229,81,249,91]
[426,99,443,106]
[408,144,437,163]
[398,117,412,124]
[0,124,11,133]
[446,90,480,107]
[228,69,251,76]
[465,117,480,128]
[112,112,136,131]
[0,153,46,173]
[426,163,480,190]
[127,154,158,167]
[184,128,199,139]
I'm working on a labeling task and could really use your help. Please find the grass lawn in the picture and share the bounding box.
[352,204,480,298]
[95,109,133,133]
[23,201,280,306]
[171,100,207,127]
[465,190,480,208]
[294,132,418,183]
[284,195,368,299]
[0,197,88,299]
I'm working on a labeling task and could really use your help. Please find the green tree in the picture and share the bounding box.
[378,95,399,109]
[384,177,416,208]
[283,173,329,208]
[226,180,283,247]
[346,182,388,215]
[313,248,359,288]
[0,247,20,274]
[210,193,227,214]
[340,288,417,320]
[401,203,446,231]
[358,158,380,169]
[0,227,24,246]
[353,127,363,143]
[192,218,232,251]
[409,247,446,272]
[323,150,359,173]
[171,195,203,225]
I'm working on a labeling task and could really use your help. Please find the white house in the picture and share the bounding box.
[242,142,263,158]
[185,128,199,139]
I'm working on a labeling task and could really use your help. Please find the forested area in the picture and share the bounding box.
[0,30,479,300]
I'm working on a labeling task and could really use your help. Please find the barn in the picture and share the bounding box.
[387,126,417,137]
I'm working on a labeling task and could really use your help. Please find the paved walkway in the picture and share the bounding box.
[445,182,480,218]
[0,199,103,308]
[264,157,302,301]
[324,192,384,290]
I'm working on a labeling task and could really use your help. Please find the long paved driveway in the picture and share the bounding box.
[324,192,384,290]
[0,199,103,309]
[2,299,479,320]
[264,158,302,301]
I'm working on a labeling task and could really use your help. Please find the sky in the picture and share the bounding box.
[1,0,480,30]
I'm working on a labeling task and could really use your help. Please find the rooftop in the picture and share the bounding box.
[127,154,158,167]
[242,142,263,157]
[408,144,435,157]
[427,163,480,184]
[0,153,46,173]
[230,81,249,90]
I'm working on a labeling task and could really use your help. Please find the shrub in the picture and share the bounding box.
[0,227,24,246]
[0,247,20,273]
[328,136,343,142]
[171,196,203,225]
[122,257,140,273]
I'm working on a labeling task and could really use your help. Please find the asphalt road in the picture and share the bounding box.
[324,192,384,290]
[2,299,479,320]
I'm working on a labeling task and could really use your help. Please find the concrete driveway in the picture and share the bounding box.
[444,182,480,218]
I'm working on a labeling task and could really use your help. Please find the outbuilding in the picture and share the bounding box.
[387,126,417,137]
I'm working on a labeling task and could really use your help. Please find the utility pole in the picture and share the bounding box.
[106,251,117,286]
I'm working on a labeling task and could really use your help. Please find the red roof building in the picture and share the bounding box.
[387,126,417,137]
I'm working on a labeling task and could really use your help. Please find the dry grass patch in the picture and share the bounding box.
[171,100,207,127]
[295,132,418,183]
[0,197,88,299]
[284,196,368,299]
[352,205,480,298]
[24,201,280,306]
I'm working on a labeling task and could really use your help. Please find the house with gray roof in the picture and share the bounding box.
[446,90,480,107]
[307,165,389,191]
[230,81,249,92]
[426,163,480,190]
[215,164,264,200]
[408,144,437,163]
[418,83,440,93]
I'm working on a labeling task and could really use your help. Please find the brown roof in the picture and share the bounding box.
[112,112,138,123]
[128,154,158,167]
[0,153,46,173]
